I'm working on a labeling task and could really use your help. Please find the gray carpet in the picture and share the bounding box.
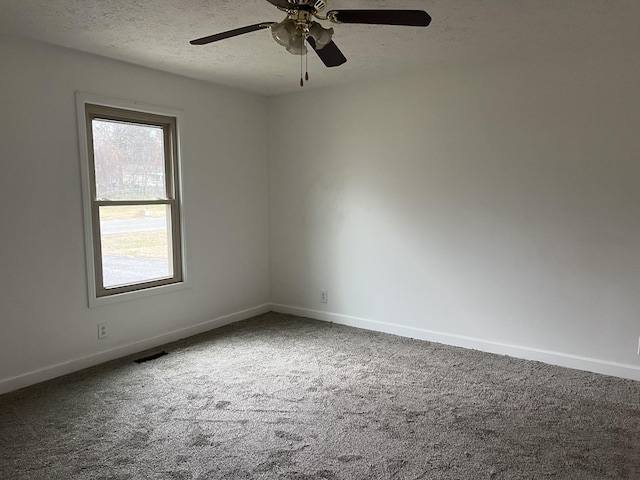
[1,312,639,479]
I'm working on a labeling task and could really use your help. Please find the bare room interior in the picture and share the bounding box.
[1,1,639,478]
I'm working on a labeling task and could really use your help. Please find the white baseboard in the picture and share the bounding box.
[4,302,638,395]
[271,304,640,382]
[0,303,271,395]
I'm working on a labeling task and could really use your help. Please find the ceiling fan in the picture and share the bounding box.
[190,0,431,85]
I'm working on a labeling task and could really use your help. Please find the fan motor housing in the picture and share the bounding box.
[288,0,326,12]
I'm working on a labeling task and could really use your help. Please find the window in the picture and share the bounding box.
[77,95,185,305]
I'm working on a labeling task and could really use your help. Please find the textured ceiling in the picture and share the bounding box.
[1,0,639,95]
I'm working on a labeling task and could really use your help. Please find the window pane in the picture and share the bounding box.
[99,205,173,288]
[92,119,167,200]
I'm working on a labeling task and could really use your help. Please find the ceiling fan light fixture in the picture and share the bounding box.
[191,2,432,73]
[271,18,308,55]
[308,22,333,50]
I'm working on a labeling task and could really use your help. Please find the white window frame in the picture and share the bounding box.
[76,93,188,307]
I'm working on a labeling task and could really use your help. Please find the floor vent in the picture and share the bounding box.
[134,350,169,364]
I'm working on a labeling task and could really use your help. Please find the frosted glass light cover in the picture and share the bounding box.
[271,19,296,47]
[309,22,334,50]
[287,32,308,55]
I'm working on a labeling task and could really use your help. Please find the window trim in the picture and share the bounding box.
[76,93,188,307]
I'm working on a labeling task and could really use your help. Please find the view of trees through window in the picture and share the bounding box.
[92,119,166,200]
[91,118,173,290]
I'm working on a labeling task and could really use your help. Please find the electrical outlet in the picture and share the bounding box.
[98,323,108,339]
[320,290,328,304]
[637,337,640,355]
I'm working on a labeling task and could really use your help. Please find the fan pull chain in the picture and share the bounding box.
[305,46,309,82]
[300,34,305,87]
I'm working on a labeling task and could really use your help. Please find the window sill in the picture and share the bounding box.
[89,279,190,308]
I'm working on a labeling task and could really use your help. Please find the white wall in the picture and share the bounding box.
[0,35,270,392]
[2,32,639,392]
[268,45,640,379]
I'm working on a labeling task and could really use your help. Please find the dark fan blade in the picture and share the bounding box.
[307,37,347,68]
[327,10,431,27]
[190,23,275,45]
[264,0,292,8]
